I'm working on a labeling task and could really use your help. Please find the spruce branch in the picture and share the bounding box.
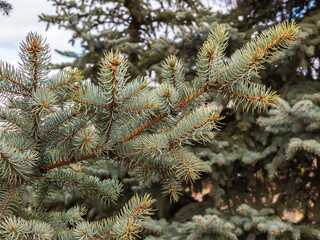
[74,194,155,240]
[176,22,298,111]
[48,69,82,91]
[212,80,279,111]
[118,77,150,103]
[41,152,98,172]
[196,25,228,87]
[169,146,205,182]
[219,21,299,83]
[119,112,168,144]
[177,85,208,108]
[169,106,221,145]
[0,61,30,94]
[0,184,18,218]
[39,110,82,137]
[40,21,299,194]
[19,32,50,91]
[257,98,319,133]
[74,99,110,111]
[286,138,320,160]
[162,55,185,90]
[0,21,301,239]
[99,50,128,142]
[110,193,156,239]
[42,170,123,204]
[0,109,24,130]
[61,206,87,226]
[0,216,54,240]
[161,172,183,203]
[0,138,37,184]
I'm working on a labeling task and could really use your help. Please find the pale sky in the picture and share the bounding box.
[0,0,82,67]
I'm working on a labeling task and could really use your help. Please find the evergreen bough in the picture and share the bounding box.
[0,22,298,239]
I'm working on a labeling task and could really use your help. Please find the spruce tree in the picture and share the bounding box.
[39,0,210,83]
[0,20,298,239]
